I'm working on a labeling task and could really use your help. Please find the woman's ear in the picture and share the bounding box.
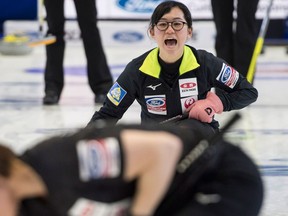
[149,27,155,38]
[187,27,193,39]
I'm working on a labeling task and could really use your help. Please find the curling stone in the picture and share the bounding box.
[0,34,33,55]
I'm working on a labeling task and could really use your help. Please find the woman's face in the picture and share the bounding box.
[150,7,192,62]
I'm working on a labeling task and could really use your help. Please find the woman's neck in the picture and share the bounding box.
[158,48,184,63]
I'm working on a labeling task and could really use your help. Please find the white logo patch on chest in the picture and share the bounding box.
[178,78,198,98]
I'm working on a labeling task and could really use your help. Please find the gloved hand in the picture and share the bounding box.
[188,92,223,123]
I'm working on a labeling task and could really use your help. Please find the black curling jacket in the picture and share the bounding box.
[19,127,135,216]
[89,45,258,127]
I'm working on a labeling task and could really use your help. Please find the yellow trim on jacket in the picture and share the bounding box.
[139,45,200,78]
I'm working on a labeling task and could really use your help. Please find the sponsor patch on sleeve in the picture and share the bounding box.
[76,138,121,181]
[107,82,127,106]
[216,63,239,89]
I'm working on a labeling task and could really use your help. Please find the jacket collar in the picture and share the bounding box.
[139,45,200,78]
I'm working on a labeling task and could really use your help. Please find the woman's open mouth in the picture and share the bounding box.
[164,38,177,46]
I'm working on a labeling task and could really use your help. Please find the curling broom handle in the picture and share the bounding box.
[28,0,56,47]
[247,0,273,83]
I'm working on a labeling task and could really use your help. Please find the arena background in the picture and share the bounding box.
[0,1,288,216]
[0,0,288,48]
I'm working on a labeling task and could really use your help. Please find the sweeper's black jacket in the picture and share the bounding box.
[89,45,258,127]
[18,123,263,216]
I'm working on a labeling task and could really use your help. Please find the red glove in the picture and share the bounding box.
[188,92,223,123]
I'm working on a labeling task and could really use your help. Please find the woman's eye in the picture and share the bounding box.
[173,22,182,26]
[159,23,167,27]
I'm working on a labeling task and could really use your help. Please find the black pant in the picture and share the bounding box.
[44,0,113,96]
[211,0,259,77]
